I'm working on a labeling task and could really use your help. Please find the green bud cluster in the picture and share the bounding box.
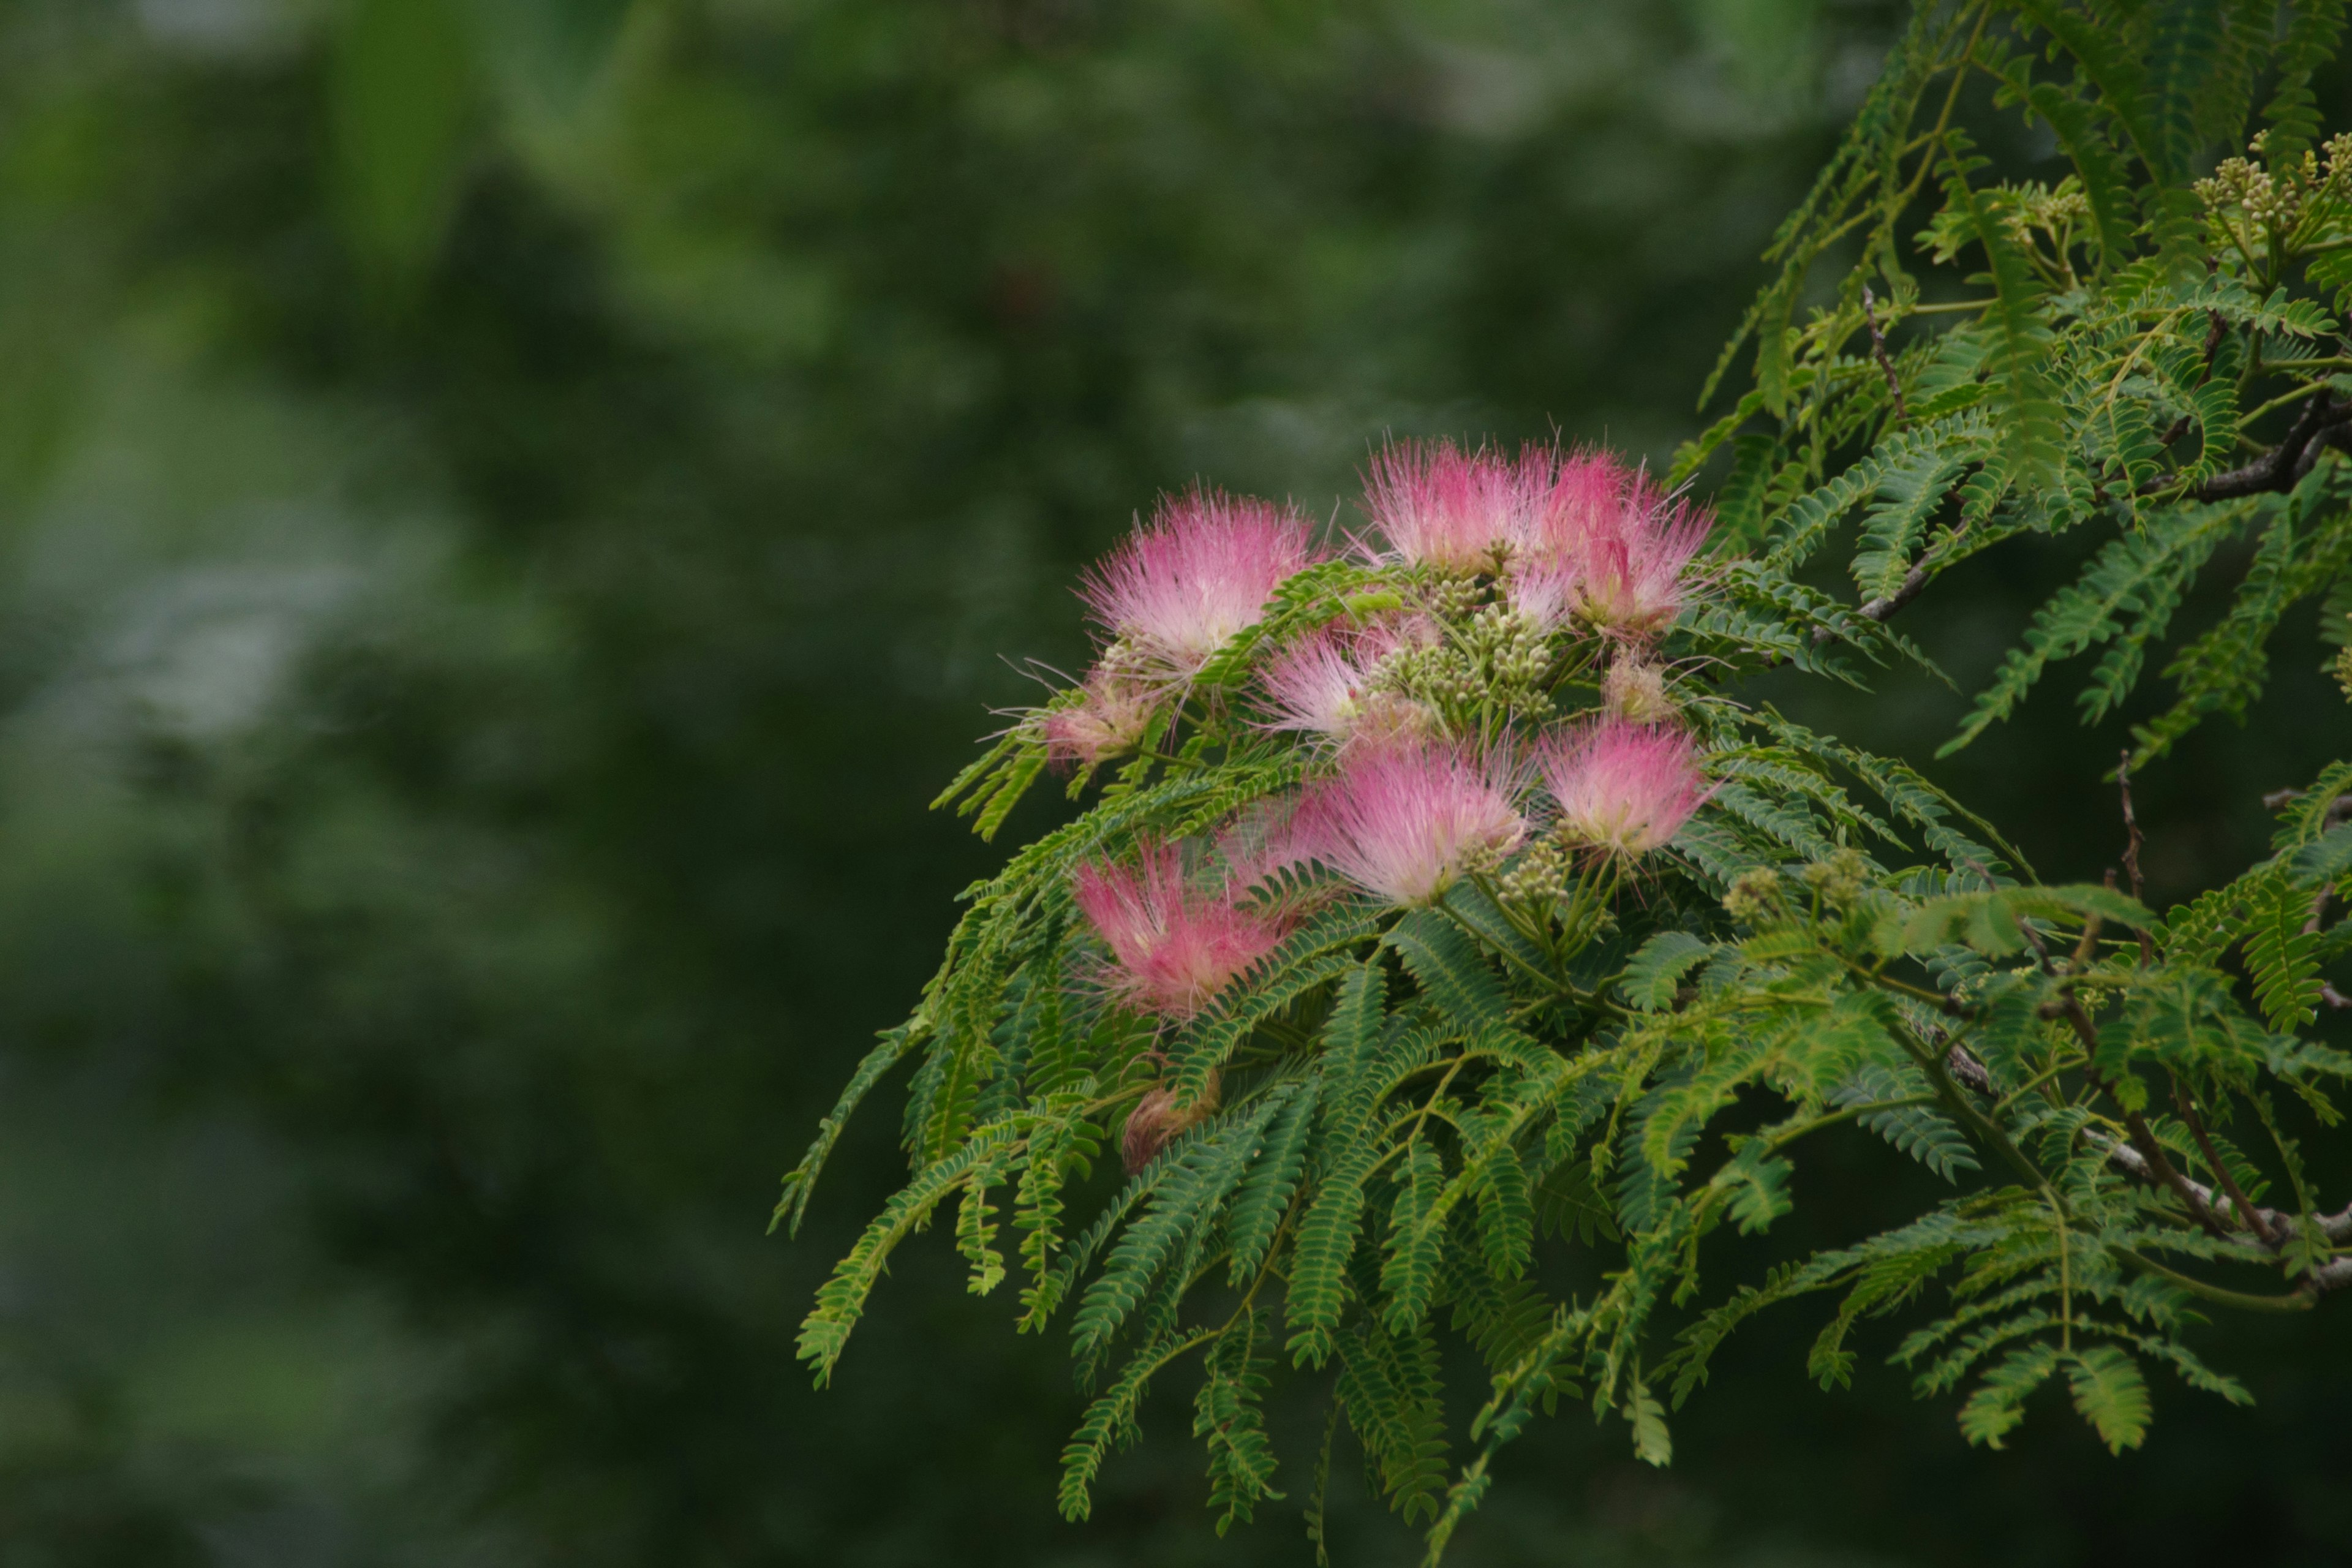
[1373,640,1483,714]
[2197,130,2352,244]
[1721,866,1781,921]
[1495,835,1571,905]
[1374,598,1556,725]
[1800,848,1869,907]
[1417,574,1491,620]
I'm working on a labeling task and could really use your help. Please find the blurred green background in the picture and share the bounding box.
[2,1,2350,1564]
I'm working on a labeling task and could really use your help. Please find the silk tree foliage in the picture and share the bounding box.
[783,1,2352,1558]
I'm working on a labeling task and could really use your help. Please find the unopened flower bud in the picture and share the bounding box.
[1602,657,1675,725]
[1800,848,1869,907]
[1121,1071,1220,1174]
[1722,867,1781,921]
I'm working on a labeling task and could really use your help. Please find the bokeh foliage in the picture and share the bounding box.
[1,1,2350,1566]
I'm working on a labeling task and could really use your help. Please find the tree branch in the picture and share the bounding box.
[2142,393,2352,502]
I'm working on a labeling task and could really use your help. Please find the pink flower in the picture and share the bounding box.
[1363,439,1547,574]
[1539,719,1709,859]
[1072,842,1291,1019]
[1296,741,1526,906]
[1080,489,1320,677]
[1515,447,1624,564]
[1256,624,1430,747]
[1504,551,1580,633]
[1041,671,1156,769]
[1560,465,1711,638]
[1504,447,1616,628]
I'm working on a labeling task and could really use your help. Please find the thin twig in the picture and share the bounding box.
[2116,756,2155,965]
[2143,392,2352,501]
[2012,914,2234,1240]
[2172,1080,2279,1244]
[1862,284,1909,423]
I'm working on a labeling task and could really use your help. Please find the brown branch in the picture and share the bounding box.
[1862,284,1908,423]
[2114,760,2155,965]
[2013,913,2236,1240]
[2103,1137,2352,1248]
[2142,393,2352,502]
[2173,1081,2278,1244]
[1945,1042,1992,1096]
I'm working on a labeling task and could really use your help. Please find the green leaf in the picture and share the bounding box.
[1336,1317,1450,1525]
[2067,1347,2153,1454]
[1385,911,1508,1032]
[1382,1138,1450,1330]
[1071,1099,1279,1366]
[1225,1076,1321,1286]
[774,1019,925,1237]
[1945,508,2239,755]
[1621,932,1712,1011]
[1058,1330,1211,1521]
[1194,1308,1286,1531]
[2245,875,2323,1031]
[1835,1063,1978,1183]
[1623,1375,1673,1467]
[1957,1343,2061,1450]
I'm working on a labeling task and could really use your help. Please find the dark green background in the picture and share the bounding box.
[1,1,2347,1564]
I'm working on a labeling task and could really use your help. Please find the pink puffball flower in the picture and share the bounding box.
[1539,719,1709,861]
[1041,671,1157,769]
[1297,741,1527,906]
[1564,468,1711,639]
[1256,625,1429,748]
[1502,448,1621,630]
[1504,551,1580,633]
[1363,439,1547,575]
[1513,447,1625,565]
[1080,488,1321,679]
[1071,841,1290,1019]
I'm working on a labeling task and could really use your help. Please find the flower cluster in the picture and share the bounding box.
[1356,440,1709,642]
[1054,437,1717,1036]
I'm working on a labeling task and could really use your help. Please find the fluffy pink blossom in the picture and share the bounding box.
[1562,467,1711,638]
[1256,624,1428,747]
[1363,439,1547,573]
[1072,842,1290,1019]
[1080,489,1320,677]
[1041,672,1157,769]
[1539,719,1709,860]
[1515,447,1624,563]
[1504,551,1580,633]
[1295,741,1527,906]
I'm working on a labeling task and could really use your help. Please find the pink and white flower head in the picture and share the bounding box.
[1363,439,1546,575]
[1539,719,1710,861]
[1041,671,1157,769]
[1256,624,1430,748]
[1296,741,1527,906]
[1072,840,1290,1019]
[1514,447,1624,565]
[1502,448,1621,631]
[1504,551,1580,634]
[1080,488,1320,679]
[1564,467,1711,639]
